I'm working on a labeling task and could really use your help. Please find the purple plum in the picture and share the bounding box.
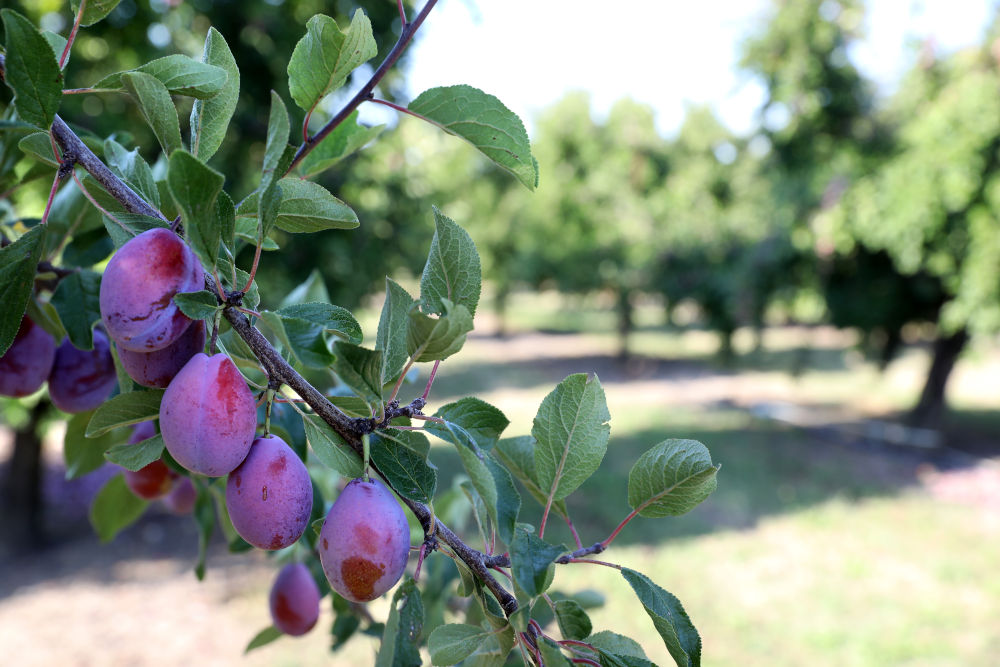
[319,478,410,603]
[99,228,204,352]
[159,352,256,476]
[0,317,56,397]
[47,330,117,413]
[269,563,321,636]
[122,421,174,500]
[162,476,196,514]
[226,435,313,550]
[117,319,206,388]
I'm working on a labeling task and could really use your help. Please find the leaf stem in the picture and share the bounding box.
[367,96,441,129]
[421,359,440,400]
[397,0,408,26]
[60,0,85,69]
[600,508,638,550]
[285,0,440,175]
[387,356,415,404]
[40,171,62,226]
[565,558,621,570]
[565,514,583,549]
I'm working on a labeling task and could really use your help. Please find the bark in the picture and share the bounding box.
[2,402,47,551]
[909,327,968,429]
[616,286,633,362]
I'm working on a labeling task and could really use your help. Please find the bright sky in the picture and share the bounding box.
[369,0,996,138]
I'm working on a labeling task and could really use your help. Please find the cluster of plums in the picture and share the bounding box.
[0,317,117,413]
[98,228,412,632]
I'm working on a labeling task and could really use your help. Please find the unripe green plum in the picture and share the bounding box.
[269,563,321,636]
[225,435,312,550]
[48,330,117,413]
[0,317,56,398]
[117,320,205,388]
[159,352,256,476]
[99,228,203,352]
[318,478,410,603]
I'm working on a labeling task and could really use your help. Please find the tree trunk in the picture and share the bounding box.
[2,401,47,551]
[909,327,968,429]
[616,286,633,362]
[494,283,510,339]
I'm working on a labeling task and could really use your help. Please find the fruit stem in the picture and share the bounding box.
[362,434,371,482]
[264,387,276,436]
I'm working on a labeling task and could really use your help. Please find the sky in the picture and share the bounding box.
[365,0,998,138]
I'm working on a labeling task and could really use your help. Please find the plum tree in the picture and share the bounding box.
[47,330,117,413]
[225,435,312,550]
[161,477,195,515]
[269,563,321,637]
[159,352,257,476]
[122,421,174,500]
[318,478,410,603]
[0,317,56,398]
[99,228,204,352]
[117,320,206,389]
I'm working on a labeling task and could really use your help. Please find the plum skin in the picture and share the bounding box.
[162,477,196,514]
[0,317,56,398]
[99,227,203,352]
[319,478,410,603]
[117,319,206,388]
[122,421,174,500]
[159,352,256,477]
[47,330,117,413]
[225,435,313,550]
[269,563,321,636]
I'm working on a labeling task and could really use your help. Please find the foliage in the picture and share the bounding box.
[0,2,718,666]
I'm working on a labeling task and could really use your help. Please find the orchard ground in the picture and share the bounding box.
[2,290,999,666]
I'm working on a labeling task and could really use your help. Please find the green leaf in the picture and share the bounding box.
[555,599,592,641]
[0,10,63,129]
[173,290,219,320]
[537,638,573,666]
[509,524,564,598]
[166,149,225,269]
[332,342,383,408]
[104,139,159,207]
[588,630,653,667]
[261,91,289,193]
[263,302,361,368]
[428,624,493,666]
[302,415,363,478]
[105,434,165,472]
[287,11,377,112]
[94,55,228,99]
[237,177,358,233]
[408,85,537,190]
[375,577,423,667]
[50,270,101,350]
[533,373,610,503]
[485,456,520,546]
[463,625,515,667]
[628,440,719,518]
[375,278,415,385]
[25,298,66,343]
[64,410,116,479]
[431,397,509,451]
[280,269,330,308]
[234,217,278,250]
[494,436,569,519]
[85,390,164,437]
[70,0,123,27]
[102,212,170,249]
[407,300,474,362]
[244,626,282,654]
[190,28,240,162]
[18,132,59,166]
[215,190,236,253]
[42,31,69,70]
[621,568,702,667]
[120,71,182,156]
[369,430,436,504]
[420,208,482,317]
[297,111,383,177]
[0,225,47,356]
[89,474,148,542]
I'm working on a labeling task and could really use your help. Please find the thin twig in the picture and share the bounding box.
[59,0,86,69]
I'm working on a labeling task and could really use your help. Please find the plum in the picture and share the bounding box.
[162,476,196,514]
[48,330,117,413]
[122,421,174,500]
[318,478,410,603]
[269,563,321,636]
[100,228,204,352]
[226,435,313,550]
[159,352,256,476]
[0,317,56,397]
[117,319,206,388]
